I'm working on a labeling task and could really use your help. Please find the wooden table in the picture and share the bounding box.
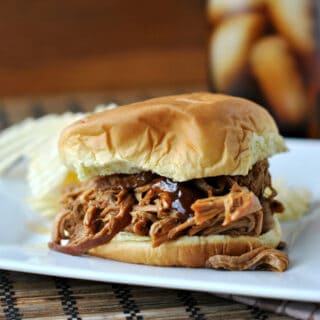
[0,0,206,97]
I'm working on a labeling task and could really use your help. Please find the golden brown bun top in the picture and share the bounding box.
[59,93,286,181]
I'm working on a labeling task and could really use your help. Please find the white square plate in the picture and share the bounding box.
[0,139,320,301]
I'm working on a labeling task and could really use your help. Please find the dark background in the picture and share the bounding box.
[0,0,207,97]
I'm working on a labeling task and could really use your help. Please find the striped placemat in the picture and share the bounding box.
[0,90,296,320]
[1,270,293,320]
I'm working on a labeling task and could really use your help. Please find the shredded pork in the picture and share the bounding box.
[206,246,289,272]
[49,160,287,271]
[49,187,135,255]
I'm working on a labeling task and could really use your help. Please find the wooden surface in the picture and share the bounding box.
[0,270,293,320]
[0,91,295,320]
[0,0,207,97]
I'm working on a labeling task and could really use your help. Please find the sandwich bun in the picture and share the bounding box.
[208,13,266,93]
[89,216,282,267]
[59,92,286,182]
[207,0,265,24]
[267,0,315,55]
[250,36,308,125]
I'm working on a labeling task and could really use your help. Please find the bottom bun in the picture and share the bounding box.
[88,217,282,267]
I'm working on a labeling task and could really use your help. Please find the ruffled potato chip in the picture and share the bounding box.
[0,104,116,218]
[274,179,311,221]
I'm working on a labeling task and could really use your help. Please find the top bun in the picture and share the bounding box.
[59,93,286,181]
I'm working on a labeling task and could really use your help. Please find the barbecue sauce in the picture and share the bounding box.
[151,179,202,216]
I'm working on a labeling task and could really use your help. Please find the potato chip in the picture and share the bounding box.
[28,194,61,218]
[0,104,117,218]
[274,179,311,221]
[0,113,83,174]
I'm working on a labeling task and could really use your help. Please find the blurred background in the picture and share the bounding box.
[0,0,319,137]
[0,0,206,96]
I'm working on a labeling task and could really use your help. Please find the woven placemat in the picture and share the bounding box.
[0,90,295,320]
[0,270,293,320]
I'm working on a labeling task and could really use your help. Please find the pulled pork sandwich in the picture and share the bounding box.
[49,93,289,271]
